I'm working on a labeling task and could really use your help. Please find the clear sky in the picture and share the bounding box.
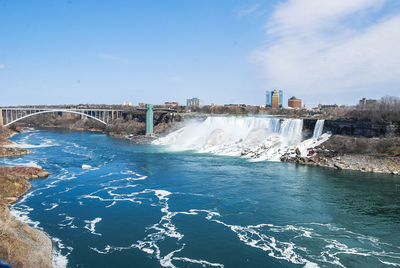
[1,0,399,107]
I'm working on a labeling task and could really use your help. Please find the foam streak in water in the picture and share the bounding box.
[84,218,102,236]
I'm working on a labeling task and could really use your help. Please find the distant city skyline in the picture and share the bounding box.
[1,0,399,107]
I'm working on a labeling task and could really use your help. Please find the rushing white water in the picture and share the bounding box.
[154,116,320,161]
[312,120,325,138]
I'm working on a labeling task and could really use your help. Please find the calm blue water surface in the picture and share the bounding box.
[1,128,400,268]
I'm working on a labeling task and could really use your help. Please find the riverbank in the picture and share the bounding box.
[282,135,400,175]
[0,127,30,157]
[0,128,53,268]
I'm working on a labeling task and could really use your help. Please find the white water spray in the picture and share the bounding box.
[312,120,325,138]
[154,117,321,161]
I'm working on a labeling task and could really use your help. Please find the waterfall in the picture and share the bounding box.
[312,120,325,138]
[153,116,308,161]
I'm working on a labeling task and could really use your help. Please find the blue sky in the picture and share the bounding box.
[1,0,399,107]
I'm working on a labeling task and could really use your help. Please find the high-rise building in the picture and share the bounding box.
[266,90,283,108]
[271,91,280,108]
[266,91,272,107]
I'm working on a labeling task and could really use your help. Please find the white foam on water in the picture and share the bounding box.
[1,160,43,169]
[99,170,136,178]
[87,186,400,267]
[154,189,172,200]
[102,176,147,186]
[90,245,112,254]
[90,190,225,268]
[159,245,185,268]
[82,172,153,207]
[378,259,400,266]
[7,137,59,149]
[52,237,73,268]
[58,215,76,228]
[21,127,39,133]
[82,185,147,207]
[26,160,43,168]
[84,217,102,236]
[10,206,41,229]
[58,186,76,194]
[173,257,224,267]
[52,248,68,268]
[44,203,59,211]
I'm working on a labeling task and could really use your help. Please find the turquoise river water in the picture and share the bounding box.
[1,128,400,268]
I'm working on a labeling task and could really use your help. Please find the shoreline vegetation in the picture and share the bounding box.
[0,127,52,268]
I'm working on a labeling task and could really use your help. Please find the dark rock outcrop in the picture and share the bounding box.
[303,119,400,138]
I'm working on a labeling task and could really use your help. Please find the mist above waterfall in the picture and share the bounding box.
[154,116,330,161]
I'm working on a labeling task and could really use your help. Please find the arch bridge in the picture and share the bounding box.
[0,105,177,135]
[0,108,124,127]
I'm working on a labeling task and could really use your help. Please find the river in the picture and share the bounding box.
[1,126,400,267]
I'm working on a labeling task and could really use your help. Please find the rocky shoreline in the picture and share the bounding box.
[281,135,400,176]
[0,128,30,158]
[0,128,53,268]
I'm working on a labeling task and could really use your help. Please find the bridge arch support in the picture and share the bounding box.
[3,109,108,127]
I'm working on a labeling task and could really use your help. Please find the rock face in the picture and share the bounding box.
[283,152,400,175]
[0,166,53,268]
[0,205,53,268]
[323,119,400,137]
[0,146,30,157]
[303,119,400,138]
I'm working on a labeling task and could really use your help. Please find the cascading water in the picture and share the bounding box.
[154,116,308,161]
[312,119,325,138]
